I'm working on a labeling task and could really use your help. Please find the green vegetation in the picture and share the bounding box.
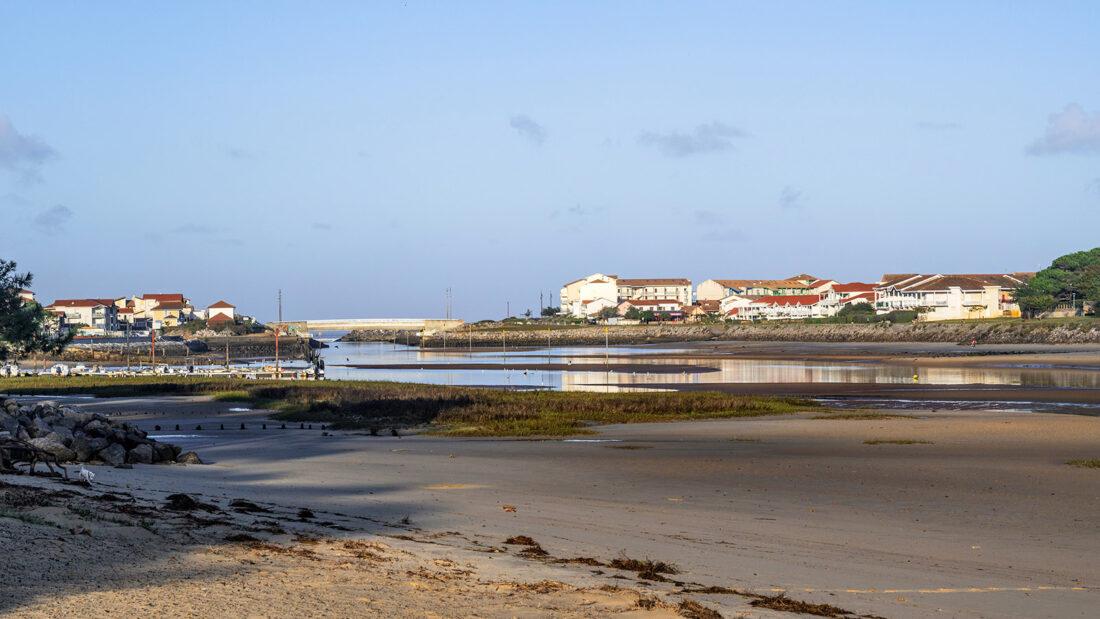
[0,375,820,437]
[540,306,560,317]
[812,412,910,420]
[1066,459,1100,469]
[1015,247,1100,316]
[1,258,71,360]
[805,305,918,324]
[864,439,933,445]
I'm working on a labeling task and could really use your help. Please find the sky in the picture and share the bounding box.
[2,1,1099,321]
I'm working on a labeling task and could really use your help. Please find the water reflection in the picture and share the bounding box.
[319,342,1100,392]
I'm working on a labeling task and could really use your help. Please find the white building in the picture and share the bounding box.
[561,274,691,318]
[207,300,237,320]
[46,299,120,334]
[616,278,692,305]
[874,274,1031,321]
[697,278,815,301]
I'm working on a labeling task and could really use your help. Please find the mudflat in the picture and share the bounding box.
[3,394,1097,618]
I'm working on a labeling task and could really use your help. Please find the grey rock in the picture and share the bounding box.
[32,416,53,437]
[29,436,77,462]
[98,443,127,467]
[176,451,203,465]
[152,442,176,463]
[82,420,109,436]
[71,436,97,461]
[127,443,153,465]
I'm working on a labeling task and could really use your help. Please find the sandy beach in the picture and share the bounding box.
[3,393,1098,618]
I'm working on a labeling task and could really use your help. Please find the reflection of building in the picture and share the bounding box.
[874,273,1032,321]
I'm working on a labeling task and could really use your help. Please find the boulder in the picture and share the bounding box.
[97,443,127,467]
[176,451,203,465]
[152,442,176,464]
[28,436,77,462]
[70,436,99,461]
[127,443,154,465]
[82,419,110,436]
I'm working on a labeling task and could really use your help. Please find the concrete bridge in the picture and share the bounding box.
[271,318,465,337]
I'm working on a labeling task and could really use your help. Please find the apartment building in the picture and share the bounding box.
[874,273,1032,321]
[616,278,692,306]
[697,278,814,301]
[45,299,120,333]
[561,274,691,317]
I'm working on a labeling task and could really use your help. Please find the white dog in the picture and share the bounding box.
[78,465,95,484]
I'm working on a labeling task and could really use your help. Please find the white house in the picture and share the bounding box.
[207,300,236,320]
[736,294,833,321]
[46,299,120,333]
[874,274,1031,321]
[617,299,684,315]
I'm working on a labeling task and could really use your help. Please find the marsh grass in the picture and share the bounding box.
[813,412,909,420]
[0,375,820,437]
[1066,459,1100,469]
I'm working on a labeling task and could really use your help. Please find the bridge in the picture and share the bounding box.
[270,319,465,337]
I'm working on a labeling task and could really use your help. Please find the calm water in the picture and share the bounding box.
[316,339,1100,392]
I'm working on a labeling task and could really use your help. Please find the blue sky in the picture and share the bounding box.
[2,2,1098,320]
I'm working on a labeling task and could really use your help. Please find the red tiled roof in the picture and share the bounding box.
[48,299,114,308]
[833,282,876,293]
[617,278,691,286]
[750,294,824,306]
[143,293,186,302]
[207,313,234,324]
[208,300,235,308]
[156,301,186,310]
[841,292,875,303]
[807,279,835,288]
[117,307,135,314]
[697,300,720,312]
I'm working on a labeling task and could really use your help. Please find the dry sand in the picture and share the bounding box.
[3,394,1099,618]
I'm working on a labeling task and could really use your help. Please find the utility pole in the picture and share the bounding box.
[275,289,283,379]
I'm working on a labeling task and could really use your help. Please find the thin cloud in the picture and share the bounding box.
[779,186,803,210]
[638,121,747,157]
[226,147,255,160]
[1027,104,1100,156]
[33,204,72,235]
[916,121,961,131]
[692,209,725,225]
[171,224,214,235]
[1,192,32,206]
[700,228,745,243]
[509,114,547,145]
[0,115,57,182]
[311,221,333,231]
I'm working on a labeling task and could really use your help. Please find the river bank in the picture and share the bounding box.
[29,335,324,365]
[4,394,1098,618]
[343,318,1100,347]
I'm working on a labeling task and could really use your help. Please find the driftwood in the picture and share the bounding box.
[0,437,69,479]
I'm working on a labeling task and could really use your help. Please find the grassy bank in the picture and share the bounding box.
[0,375,819,437]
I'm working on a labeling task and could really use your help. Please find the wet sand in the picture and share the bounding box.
[3,395,1097,618]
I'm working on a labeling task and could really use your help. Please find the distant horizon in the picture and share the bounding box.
[3,3,1098,320]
